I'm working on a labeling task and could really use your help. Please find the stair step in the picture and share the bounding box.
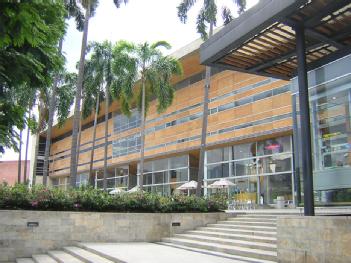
[16,259,35,263]
[32,254,57,263]
[187,230,277,244]
[48,251,83,263]
[63,246,114,263]
[217,220,277,226]
[161,237,277,261]
[236,214,278,218]
[198,227,276,237]
[173,234,277,251]
[207,223,276,231]
[227,217,277,222]
[158,242,276,263]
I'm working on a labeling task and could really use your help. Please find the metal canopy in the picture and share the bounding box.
[200,0,351,80]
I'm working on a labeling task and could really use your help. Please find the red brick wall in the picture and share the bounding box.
[0,160,30,185]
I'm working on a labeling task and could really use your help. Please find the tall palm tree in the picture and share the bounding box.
[31,72,76,186]
[69,0,128,188]
[177,0,246,196]
[17,129,23,183]
[112,40,183,189]
[42,0,84,186]
[23,111,31,183]
[82,42,114,189]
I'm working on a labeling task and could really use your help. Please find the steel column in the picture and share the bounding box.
[295,25,315,216]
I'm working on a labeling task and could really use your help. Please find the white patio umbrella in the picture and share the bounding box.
[127,185,144,193]
[177,180,198,190]
[109,188,126,195]
[209,178,236,188]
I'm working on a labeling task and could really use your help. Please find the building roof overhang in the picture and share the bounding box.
[200,0,351,80]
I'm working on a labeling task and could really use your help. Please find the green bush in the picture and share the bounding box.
[0,183,225,213]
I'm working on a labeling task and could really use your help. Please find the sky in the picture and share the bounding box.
[1,0,258,161]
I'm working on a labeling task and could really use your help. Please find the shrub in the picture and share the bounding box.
[0,183,225,213]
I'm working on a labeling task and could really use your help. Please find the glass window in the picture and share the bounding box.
[154,171,168,184]
[233,159,257,176]
[233,142,256,160]
[257,136,291,156]
[153,159,168,171]
[143,173,152,185]
[258,155,292,174]
[259,173,292,204]
[207,163,229,179]
[207,147,230,164]
[169,168,188,182]
[169,155,188,169]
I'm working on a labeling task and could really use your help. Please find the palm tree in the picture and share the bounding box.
[112,40,183,189]
[69,0,128,188]
[177,0,246,196]
[42,1,85,186]
[81,45,109,187]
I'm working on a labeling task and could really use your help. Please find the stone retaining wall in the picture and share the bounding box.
[277,215,351,263]
[0,210,229,262]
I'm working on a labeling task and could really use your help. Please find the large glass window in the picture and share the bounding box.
[112,134,141,157]
[292,55,351,205]
[76,173,88,187]
[95,166,129,190]
[114,110,141,133]
[207,147,230,164]
[207,163,229,179]
[138,155,190,196]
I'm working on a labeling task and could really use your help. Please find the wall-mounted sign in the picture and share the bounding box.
[172,222,181,226]
[27,222,39,227]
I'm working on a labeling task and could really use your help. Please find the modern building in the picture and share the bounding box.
[38,37,294,206]
[35,0,351,209]
[200,0,351,211]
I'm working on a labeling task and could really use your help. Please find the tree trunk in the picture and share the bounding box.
[75,100,84,180]
[196,22,214,197]
[89,91,100,186]
[42,39,63,186]
[23,111,31,184]
[70,5,90,187]
[31,103,43,186]
[17,129,23,184]
[103,85,109,191]
[139,74,146,190]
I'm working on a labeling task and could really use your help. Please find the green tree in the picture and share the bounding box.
[0,1,66,153]
[82,41,115,189]
[69,0,128,188]
[42,0,85,186]
[177,0,246,196]
[112,40,183,189]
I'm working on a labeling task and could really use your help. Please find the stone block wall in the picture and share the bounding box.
[0,210,228,262]
[277,215,351,263]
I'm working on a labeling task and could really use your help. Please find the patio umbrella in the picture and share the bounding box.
[177,180,198,190]
[127,185,144,193]
[109,188,126,195]
[209,178,236,188]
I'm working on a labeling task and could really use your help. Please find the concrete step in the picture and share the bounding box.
[32,254,57,263]
[172,234,277,251]
[48,251,83,263]
[197,226,277,237]
[217,220,277,226]
[63,246,114,263]
[158,241,277,263]
[236,214,278,218]
[187,230,277,244]
[16,259,35,263]
[227,217,277,222]
[206,223,276,231]
[161,237,277,261]
[76,243,121,263]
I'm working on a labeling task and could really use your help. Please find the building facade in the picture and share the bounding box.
[43,40,293,205]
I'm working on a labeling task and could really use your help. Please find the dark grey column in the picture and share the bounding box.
[295,25,315,216]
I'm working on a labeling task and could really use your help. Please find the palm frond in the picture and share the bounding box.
[151,40,171,50]
[222,6,233,25]
[177,0,197,23]
[113,0,128,8]
[233,0,246,14]
[196,8,208,40]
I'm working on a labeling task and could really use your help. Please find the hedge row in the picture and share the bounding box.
[0,183,227,213]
